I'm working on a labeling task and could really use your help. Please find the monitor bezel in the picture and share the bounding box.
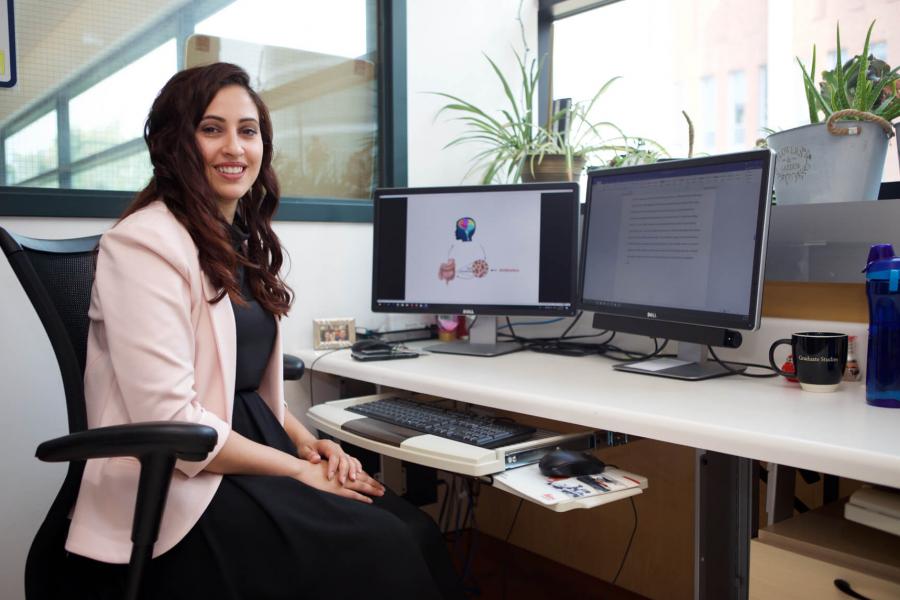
[371,182,580,317]
[577,149,775,332]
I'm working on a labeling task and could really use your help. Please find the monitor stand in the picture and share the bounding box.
[613,342,745,381]
[425,316,523,357]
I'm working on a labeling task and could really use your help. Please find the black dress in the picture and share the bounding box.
[69,223,464,600]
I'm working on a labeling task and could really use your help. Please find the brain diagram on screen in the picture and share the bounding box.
[437,217,490,284]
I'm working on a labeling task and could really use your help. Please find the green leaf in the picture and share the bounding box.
[798,55,830,121]
[832,24,851,110]
[853,21,875,111]
[798,53,821,123]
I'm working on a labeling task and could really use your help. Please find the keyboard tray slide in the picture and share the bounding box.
[307,393,596,477]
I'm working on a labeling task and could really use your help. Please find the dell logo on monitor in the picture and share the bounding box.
[647,312,657,319]
[462,309,474,315]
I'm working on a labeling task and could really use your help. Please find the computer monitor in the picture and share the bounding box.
[372,183,580,356]
[578,149,776,380]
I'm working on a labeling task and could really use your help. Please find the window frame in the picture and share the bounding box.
[0,0,406,223]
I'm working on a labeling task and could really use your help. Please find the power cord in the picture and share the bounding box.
[504,498,524,543]
[603,338,670,362]
[501,498,525,599]
[497,313,615,356]
[706,346,779,378]
[307,348,344,406]
[559,310,583,338]
[612,497,638,585]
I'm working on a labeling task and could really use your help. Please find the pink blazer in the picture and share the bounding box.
[65,201,285,563]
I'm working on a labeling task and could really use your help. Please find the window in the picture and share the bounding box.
[727,70,747,149]
[758,65,768,133]
[699,76,717,153]
[0,0,402,220]
[5,110,57,186]
[549,0,900,181]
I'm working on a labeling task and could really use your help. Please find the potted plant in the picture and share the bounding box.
[433,49,655,183]
[766,20,899,204]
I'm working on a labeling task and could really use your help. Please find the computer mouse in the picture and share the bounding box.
[351,339,392,353]
[538,449,606,478]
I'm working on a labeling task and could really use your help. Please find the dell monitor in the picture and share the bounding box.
[372,183,579,356]
[578,149,775,380]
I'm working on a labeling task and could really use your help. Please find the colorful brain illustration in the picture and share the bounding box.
[455,217,476,241]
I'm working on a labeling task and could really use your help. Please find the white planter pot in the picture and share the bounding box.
[767,120,891,204]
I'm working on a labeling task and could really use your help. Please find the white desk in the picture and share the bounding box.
[298,344,900,599]
[297,345,900,489]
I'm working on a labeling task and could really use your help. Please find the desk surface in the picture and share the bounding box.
[297,346,900,488]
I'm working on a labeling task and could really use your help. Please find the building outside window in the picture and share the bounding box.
[551,0,899,181]
[757,64,768,136]
[699,75,717,153]
[727,69,746,149]
[0,0,380,207]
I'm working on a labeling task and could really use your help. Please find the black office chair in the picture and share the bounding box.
[1,226,304,600]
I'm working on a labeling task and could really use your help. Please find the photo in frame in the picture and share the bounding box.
[313,318,356,350]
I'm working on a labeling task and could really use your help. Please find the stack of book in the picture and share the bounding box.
[844,486,900,537]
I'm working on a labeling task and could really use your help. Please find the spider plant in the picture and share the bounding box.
[433,50,656,183]
[797,20,900,124]
[432,49,542,184]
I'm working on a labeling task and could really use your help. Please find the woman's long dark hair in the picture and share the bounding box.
[122,62,292,317]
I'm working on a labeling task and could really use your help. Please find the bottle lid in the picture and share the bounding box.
[864,244,896,272]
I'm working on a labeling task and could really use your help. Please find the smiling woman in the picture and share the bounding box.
[63,62,464,598]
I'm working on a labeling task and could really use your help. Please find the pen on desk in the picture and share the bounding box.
[622,475,641,485]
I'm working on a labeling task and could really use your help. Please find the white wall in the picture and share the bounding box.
[407,0,538,186]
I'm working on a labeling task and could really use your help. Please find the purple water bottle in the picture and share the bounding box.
[864,244,900,408]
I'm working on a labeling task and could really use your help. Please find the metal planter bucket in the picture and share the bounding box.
[767,119,891,204]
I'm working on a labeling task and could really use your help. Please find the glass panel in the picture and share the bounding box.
[25,173,60,189]
[757,65,767,133]
[195,0,368,58]
[699,75,717,153]
[185,34,377,200]
[552,0,900,181]
[727,70,746,149]
[2,0,378,210]
[71,148,152,191]
[4,111,58,185]
[69,40,177,163]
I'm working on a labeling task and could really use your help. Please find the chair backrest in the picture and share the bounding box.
[2,227,103,598]
[1,227,100,434]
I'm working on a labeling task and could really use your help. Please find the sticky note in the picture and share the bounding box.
[0,51,5,76]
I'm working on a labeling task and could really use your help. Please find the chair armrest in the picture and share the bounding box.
[283,353,305,381]
[35,422,218,463]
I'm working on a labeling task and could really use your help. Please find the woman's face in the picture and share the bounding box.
[195,85,264,210]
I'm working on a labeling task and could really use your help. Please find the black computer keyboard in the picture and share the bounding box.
[346,397,536,448]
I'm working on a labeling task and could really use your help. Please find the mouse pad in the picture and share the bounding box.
[494,464,642,505]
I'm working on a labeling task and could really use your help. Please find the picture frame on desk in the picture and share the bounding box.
[313,317,356,350]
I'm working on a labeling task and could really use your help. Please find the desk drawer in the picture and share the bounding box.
[750,539,900,600]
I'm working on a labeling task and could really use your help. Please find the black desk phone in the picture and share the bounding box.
[351,339,420,361]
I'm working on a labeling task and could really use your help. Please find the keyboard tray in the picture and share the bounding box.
[307,393,596,477]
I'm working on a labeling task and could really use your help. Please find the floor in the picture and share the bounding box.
[449,529,648,599]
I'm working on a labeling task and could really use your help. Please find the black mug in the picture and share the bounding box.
[769,332,849,392]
